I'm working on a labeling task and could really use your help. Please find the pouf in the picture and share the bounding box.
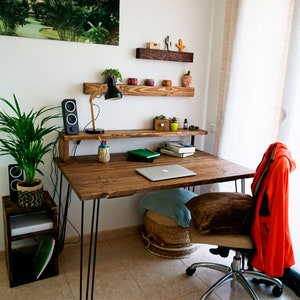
[142,210,199,258]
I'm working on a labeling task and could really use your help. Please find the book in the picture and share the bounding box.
[162,141,196,154]
[10,211,53,237]
[127,148,160,159]
[127,153,154,162]
[160,148,195,157]
[34,234,55,279]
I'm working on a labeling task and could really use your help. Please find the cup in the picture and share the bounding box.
[98,147,110,163]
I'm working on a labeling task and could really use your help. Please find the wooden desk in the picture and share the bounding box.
[55,150,254,200]
[55,150,254,299]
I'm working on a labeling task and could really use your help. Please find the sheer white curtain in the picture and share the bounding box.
[278,0,300,273]
[215,0,299,271]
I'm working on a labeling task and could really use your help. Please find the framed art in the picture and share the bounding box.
[0,0,120,45]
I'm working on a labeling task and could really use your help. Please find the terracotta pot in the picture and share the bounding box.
[17,179,44,208]
[182,75,192,87]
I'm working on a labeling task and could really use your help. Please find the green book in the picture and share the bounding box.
[33,234,55,279]
[127,148,160,159]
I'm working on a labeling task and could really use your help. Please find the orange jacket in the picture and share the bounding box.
[251,142,296,277]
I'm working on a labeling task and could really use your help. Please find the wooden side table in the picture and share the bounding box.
[2,191,58,287]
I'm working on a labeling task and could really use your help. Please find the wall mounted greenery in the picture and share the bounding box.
[0,0,120,45]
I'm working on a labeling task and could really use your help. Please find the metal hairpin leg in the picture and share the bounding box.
[235,178,246,193]
[80,198,101,300]
[241,178,245,193]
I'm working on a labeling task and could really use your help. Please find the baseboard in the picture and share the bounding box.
[0,225,144,261]
[64,224,143,247]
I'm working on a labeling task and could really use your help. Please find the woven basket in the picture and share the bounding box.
[17,179,44,208]
[142,210,199,258]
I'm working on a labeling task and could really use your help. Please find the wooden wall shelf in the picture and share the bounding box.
[136,48,194,63]
[83,83,194,97]
[58,129,208,162]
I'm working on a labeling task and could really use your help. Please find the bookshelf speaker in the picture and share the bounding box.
[8,164,23,202]
[61,99,79,135]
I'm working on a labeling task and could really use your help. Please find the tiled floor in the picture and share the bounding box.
[0,233,298,299]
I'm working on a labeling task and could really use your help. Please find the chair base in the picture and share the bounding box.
[186,250,283,300]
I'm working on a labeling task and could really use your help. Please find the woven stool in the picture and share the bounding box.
[142,210,199,258]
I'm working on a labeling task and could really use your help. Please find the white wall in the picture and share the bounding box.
[0,0,223,250]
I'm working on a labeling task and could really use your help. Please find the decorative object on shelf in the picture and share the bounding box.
[0,95,60,208]
[146,42,160,50]
[98,137,110,163]
[127,78,138,85]
[86,70,123,134]
[183,118,189,129]
[154,115,170,131]
[144,79,155,86]
[101,68,123,83]
[182,70,192,87]
[176,39,186,52]
[169,116,179,131]
[162,80,172,87]
[165,35,172,51]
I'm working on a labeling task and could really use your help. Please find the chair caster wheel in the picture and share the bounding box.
[186,266,196,276]
[272,285,283,297]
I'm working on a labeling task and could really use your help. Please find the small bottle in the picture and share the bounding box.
[183,118,188,129]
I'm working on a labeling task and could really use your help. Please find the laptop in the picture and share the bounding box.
[136,164,196,181]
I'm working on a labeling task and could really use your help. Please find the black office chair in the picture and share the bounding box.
[185,143,296,300]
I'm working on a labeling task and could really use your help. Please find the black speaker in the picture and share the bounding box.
[8,164,23,202]
[61,99,79,135]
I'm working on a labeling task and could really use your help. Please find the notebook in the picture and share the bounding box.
[136,164,196,181]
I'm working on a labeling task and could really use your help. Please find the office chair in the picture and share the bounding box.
[185,142,296,300]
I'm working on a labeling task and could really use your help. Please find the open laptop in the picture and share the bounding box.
[136,164,196,181]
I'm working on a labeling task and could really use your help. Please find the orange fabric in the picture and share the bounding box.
[251,142,296,277]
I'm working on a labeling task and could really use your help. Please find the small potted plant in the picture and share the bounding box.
[182,70,192,87]
[153,115,169,131]
[101,68,123,84]
[169,116,179,131]
[0,94,61,208]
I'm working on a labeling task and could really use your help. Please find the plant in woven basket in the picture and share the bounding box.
[0,94,60,207]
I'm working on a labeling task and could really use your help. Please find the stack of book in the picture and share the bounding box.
[160,141,196,157]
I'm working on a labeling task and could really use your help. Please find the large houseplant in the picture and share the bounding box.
[0,94,60,207]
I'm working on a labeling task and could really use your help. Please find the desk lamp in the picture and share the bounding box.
[85,77,122,134]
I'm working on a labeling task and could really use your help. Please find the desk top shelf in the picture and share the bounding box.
[58,129,208,162]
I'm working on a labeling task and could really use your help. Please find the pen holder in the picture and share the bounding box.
[98,147,110,163]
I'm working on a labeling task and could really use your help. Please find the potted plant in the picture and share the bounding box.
[0,94,60,208]
[169,116,179,131]
[182,70,192,87]
[153,114,169,131]
[101,68,123,83]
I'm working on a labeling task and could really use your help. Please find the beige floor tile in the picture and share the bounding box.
[1,233,298,300]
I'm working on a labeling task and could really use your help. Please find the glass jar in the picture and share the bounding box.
[98,147,110,163]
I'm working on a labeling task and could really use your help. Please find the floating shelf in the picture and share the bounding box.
[136,48,194,62]
[83,83,194,97]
